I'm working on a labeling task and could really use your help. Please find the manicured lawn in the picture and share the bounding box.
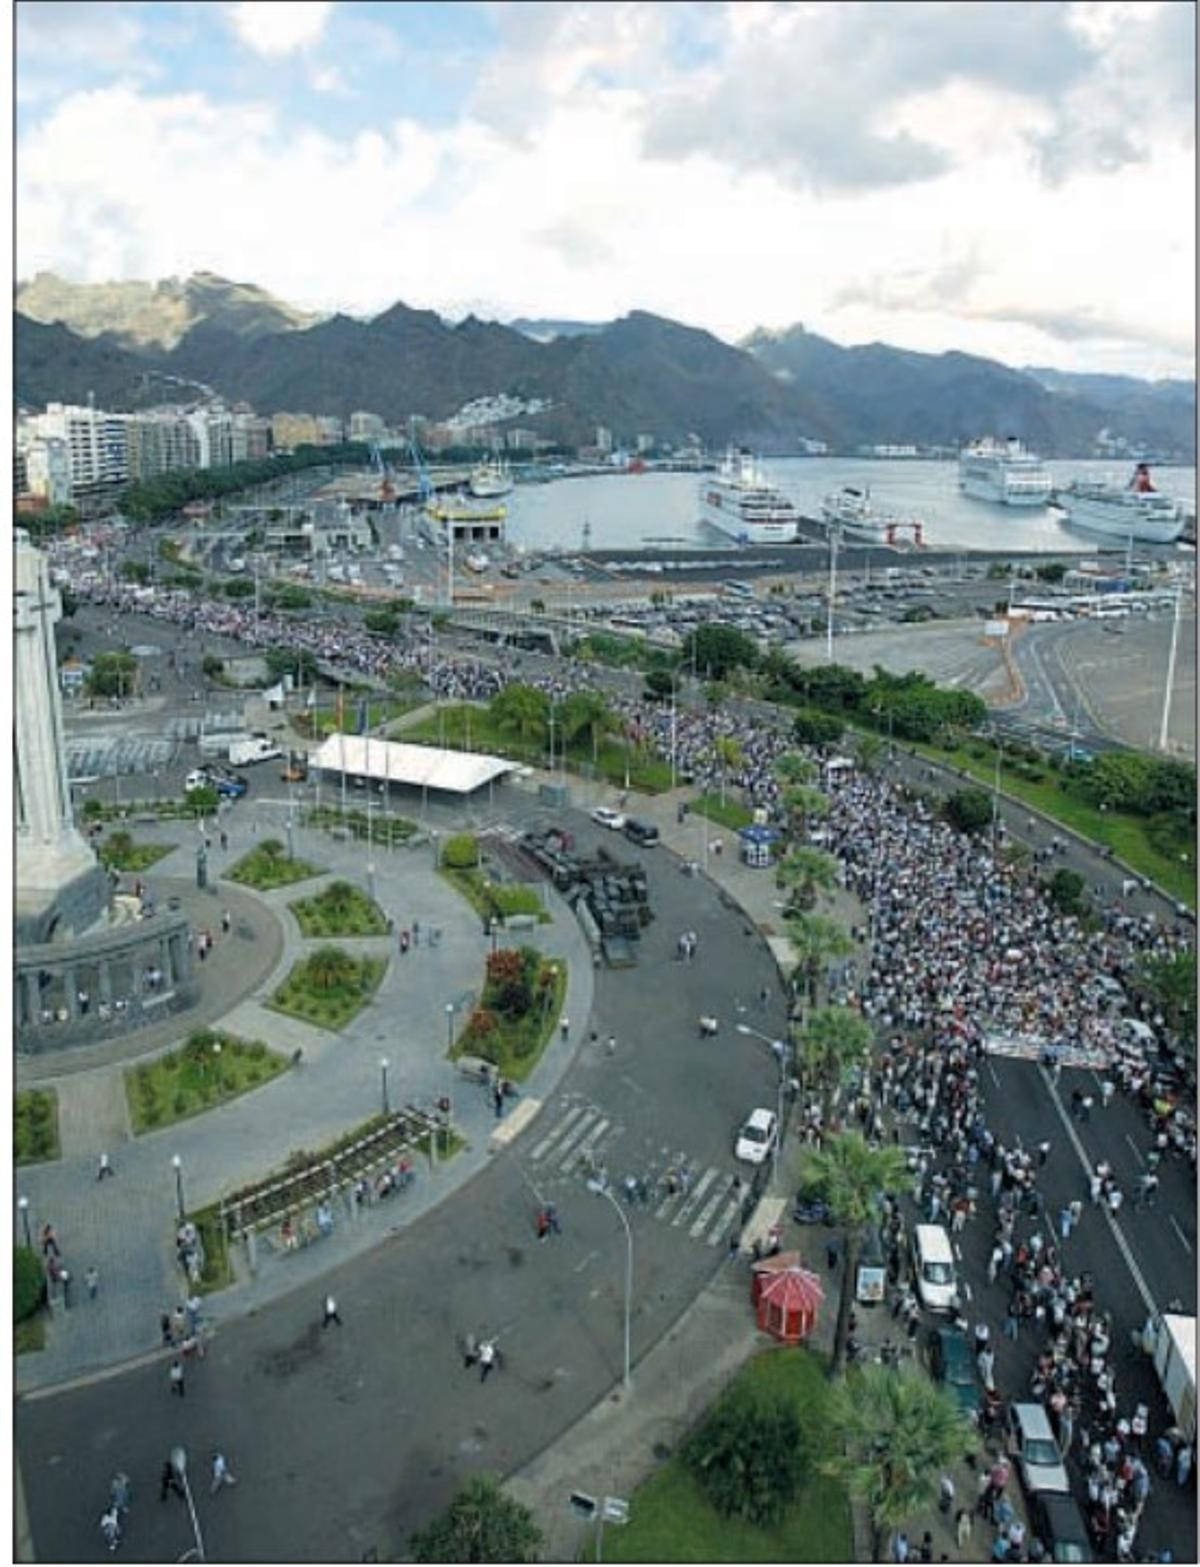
[599,1347,852,1563]
[908,738,1196,907]
[290,880,391,938]
[304,805,418,847]
[452,955,567,1083]
[293,698,420,739]
[439,867,549,926]
[97,833,173,872]
[227,842,324,890]
[403,706,675,794]
[125,1031,291,1132]
[15,1089,60,1165]
[188,1202,234,1296]
[268,950,388,1031]
[691,793,754,832]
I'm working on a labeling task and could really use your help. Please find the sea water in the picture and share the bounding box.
[504,458,1196,554]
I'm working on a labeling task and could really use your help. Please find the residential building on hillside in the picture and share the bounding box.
[271,411,322,451]
[229,409,271,462]
[349,410,387,442]
[127,411,199,479]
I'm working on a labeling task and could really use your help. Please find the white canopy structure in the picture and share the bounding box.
[311,734,517,796]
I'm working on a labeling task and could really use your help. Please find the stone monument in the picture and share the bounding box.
[14,528,110,943]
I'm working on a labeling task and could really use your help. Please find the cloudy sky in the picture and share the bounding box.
[15,0,1196,377]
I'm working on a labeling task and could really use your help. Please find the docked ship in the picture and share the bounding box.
[468,457,513,498]
[1055,464,1184,545]
[820,485,925,546]
[959,437,1052,506]
[699,450,799,543]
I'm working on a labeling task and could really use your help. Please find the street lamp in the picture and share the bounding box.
[17,1194,32,1250]
[170,1446,206,1563]
[380,1056,390,1116]
[445,1001,455,1051]
[172,1154,185,1221]
[367,860,376,902]
[736,1023,789,1182]
[587,1178,633,1393]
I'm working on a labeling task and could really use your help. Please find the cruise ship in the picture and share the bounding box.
[699,450,799,543]
[468,457,513,498]
[820,485,925,546]
[959,437,1052,506]
[1056,464,1184,545]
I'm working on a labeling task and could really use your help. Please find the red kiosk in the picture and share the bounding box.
[753,1262,825,1344]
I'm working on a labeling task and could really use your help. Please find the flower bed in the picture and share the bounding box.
[227,840,324,890]
[290,880,390,938]
[125,1030,291,1132]
[268,948,388,1031]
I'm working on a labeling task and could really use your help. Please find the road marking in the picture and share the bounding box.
[671,1168,719,1228]
[707,1196,742,1245]
[1124,1135,1145,1168]
[690,1183,730,1239]
[559,1117,610,1174]
[1169,1216,1192,1256]
[1039,1065,1156,1316]
[529,1104,589,1163]
[573,1249,598,1274]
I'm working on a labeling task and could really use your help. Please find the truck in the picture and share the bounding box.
[1143,1313,1196,1439]
[228,737,283,767]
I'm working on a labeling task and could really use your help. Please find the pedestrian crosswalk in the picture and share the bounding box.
[527,1099,744,1249]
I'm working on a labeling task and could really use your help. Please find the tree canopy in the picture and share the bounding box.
[409,1475,542,1564]
[680,623,760,680]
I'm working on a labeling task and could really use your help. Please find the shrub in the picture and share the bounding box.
[14,1247,46,1321]
[943,787,994,835]
[683,1382,809,1526]
[442,833,480,870]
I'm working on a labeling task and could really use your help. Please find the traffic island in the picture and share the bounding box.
[450,948,567,1083]
[267,947,388,1031]
[124,1029,292,1132]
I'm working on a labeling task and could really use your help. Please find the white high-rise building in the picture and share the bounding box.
[24,437,73,506]
[34,403,131,497]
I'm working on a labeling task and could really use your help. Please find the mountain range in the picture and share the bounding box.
[14,272,1195,459]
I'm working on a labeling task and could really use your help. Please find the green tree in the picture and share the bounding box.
[857,734,885,775]
[265,646,320,686]
[786,912,855,1009]
[943,788,993,835]
[823,1365,977,1560]
[774,751,819,787]
[87,651,139,699]
[801,1133,911,1372]
[222,577,255,599]
[306,946,357,992]
[783,784,830,839]
[1045,867,1087,916]
[681,623,760,680]
[185,785,220,816]
[490,683,549,743]
[798,1006,875,1118]
[14,1247,46,1320]
[364,607,402,636]
[792,708,844,747]
[410,1474,542,1563]
[715,735,745,805]
[643,668,677,701]
[560,689,615,754]
[118,559,151,584]
[1140,950,1196,1054]
[683,1380,810,1526]
[202,655,225,681]
[776,846,840,912]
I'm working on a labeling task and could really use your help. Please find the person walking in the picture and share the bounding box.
[97,1152,115,1180]
[160,1461,185,1503]
[956,1509,973,1549]
[86,1265,100,1300]
[99,1506,121,1552]
[169,1359,185,1398]
[478,1339,497,1383]
[892,1530,910,1563]
[938,1474,956,1514]
[210,1452,237,1494]
[322,1293,342,1329]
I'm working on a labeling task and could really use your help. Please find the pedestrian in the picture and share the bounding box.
[1037,1139,1050,1166]
[1060,1205,1073,1241]
[956,1509,973,1549]
[826,1238,840,1271]
[97,1152,114,1180]
[110,1472,132,1513]
[978,1346,996,1391]
[169,1359,185,1397]
[221,907,231,933]
[322,1293,342,1328]
[41,1224,59,1258]
[86,1265,100,1300]
[462,1332,478,1369]
[893,1530,910,1563]
[1004,1303,1020,1341]
[939,1474,956,1514]
[545,1201,561,1234]
[727,1232,741,1262]
[606,1034,616,1056]
[161,1312,173,1347]
[186,1294,202,1335]
[1176,1443,1193,1488]
[536,1208,551,1241]
[219,831,228,852]
[99,1506,121,1552]
[160,1461,184,1502]
[492,1082,504,1119]
[560,1016,570,1041]
[1100,1078,1115,1109]
[210,1452,237,1493]
[60,1267,72,1308]
[919,1531,933,1564]
[478,1338,497,1382]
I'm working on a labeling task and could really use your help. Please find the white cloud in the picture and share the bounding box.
[225,1,332,57]
[309,65,349,95]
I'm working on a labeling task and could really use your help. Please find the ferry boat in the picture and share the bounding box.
[959,437,1052,506]
[820,485,924,545]
[698,450,798,543]
[1056,464,1184,545]
[468,457,513,498]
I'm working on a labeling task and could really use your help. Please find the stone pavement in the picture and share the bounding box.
[15,795,594,1394]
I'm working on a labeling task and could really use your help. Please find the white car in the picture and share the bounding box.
[735,1108,778,1166]
[591,806,627,831]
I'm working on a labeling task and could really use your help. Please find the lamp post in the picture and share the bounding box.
[445,1001,455,1051]
[380,1056,390,1116]
[286,814,295,861]
[736,1023,789,1182]
[172,1154,185,1221]
[367,860,376,903]
[170,1446,206,1563]
[587,1177,633,1393]
[17,1194,32,1250]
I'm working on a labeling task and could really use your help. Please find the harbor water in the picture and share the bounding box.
[504,458,1196,554]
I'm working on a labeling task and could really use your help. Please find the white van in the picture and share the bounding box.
[912,1224,957,1313]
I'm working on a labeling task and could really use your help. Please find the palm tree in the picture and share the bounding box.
[560,690,615,761]
[782,784,830,840]
[774,751,818,788]
[786,912,855,1011]
[715,735,744,806]
[776,846,840,912]
[489,684,549,745]
[307,945,357,992]
[259,838,286,861]
[857,733,885,775]
[823,1365,978,1560]
[322,880,358,916]
[800,1132,911,1372]
[799,1006,875,1118]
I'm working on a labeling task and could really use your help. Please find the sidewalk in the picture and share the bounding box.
[16,802,594,1394]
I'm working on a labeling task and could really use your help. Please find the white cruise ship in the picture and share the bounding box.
[959,437,1052,506]
[1056,465,1183,545]
[468,457,513,498]
[699,450,798,543]
[820,485,925,546]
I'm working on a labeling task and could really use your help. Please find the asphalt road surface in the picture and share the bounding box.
[18,820,785,1563]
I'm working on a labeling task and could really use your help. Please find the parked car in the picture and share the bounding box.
[1026,1492,1093,1562]
[623,818,660,846]
[927,1326,982,1420]
[1008,1402,1071,1494]
[791,1193,833,1226]
[591,806,626,831]
[735,1108,777,1166]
